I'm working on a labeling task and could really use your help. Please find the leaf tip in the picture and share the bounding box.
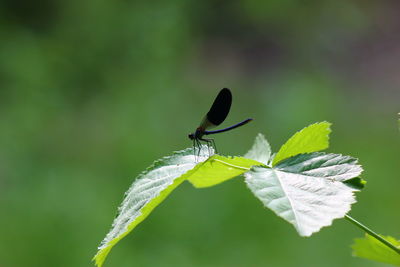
[344,177,367,190]
[92,245,112,267]
[272,121,333,166]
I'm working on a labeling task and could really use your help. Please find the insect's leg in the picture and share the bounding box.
[196,139,202,158]
[199,138,208,155]
[210,138,217,154]
[200,138,216,155]
[207,140,212,156]
[192,138,198,161]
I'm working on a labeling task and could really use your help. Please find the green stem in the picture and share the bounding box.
[345,214,400,254]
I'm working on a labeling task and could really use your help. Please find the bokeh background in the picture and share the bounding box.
[0,1,399,266]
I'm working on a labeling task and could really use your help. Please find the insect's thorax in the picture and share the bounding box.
[194,127,205,139]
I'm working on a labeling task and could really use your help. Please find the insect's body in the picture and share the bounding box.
[188,88,252,155]
[188,127,205,140]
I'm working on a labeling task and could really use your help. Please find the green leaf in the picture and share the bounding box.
[93,146,262,266]
[343,177,366,190]
[188,155,262,188]
[245,152,363,237]
[93,146,211,267]
[244,133,272,165]
[272,121,331,166]
[352,234,400,266]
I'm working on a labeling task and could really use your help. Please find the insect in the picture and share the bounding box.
[188,88,253,155]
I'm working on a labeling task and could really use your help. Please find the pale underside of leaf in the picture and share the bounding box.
[93,146,211,267]
[272,121,331,166]
[352,234,400,266]
[245,152,362,237]
[244,133,272,165]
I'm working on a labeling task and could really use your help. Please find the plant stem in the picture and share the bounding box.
[345,214,400,254]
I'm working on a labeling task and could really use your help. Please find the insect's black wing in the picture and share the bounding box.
[206,88,232,126]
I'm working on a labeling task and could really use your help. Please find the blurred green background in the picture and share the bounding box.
[0,1,399,266]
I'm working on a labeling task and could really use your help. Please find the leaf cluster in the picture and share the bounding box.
[93,121,398,267]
